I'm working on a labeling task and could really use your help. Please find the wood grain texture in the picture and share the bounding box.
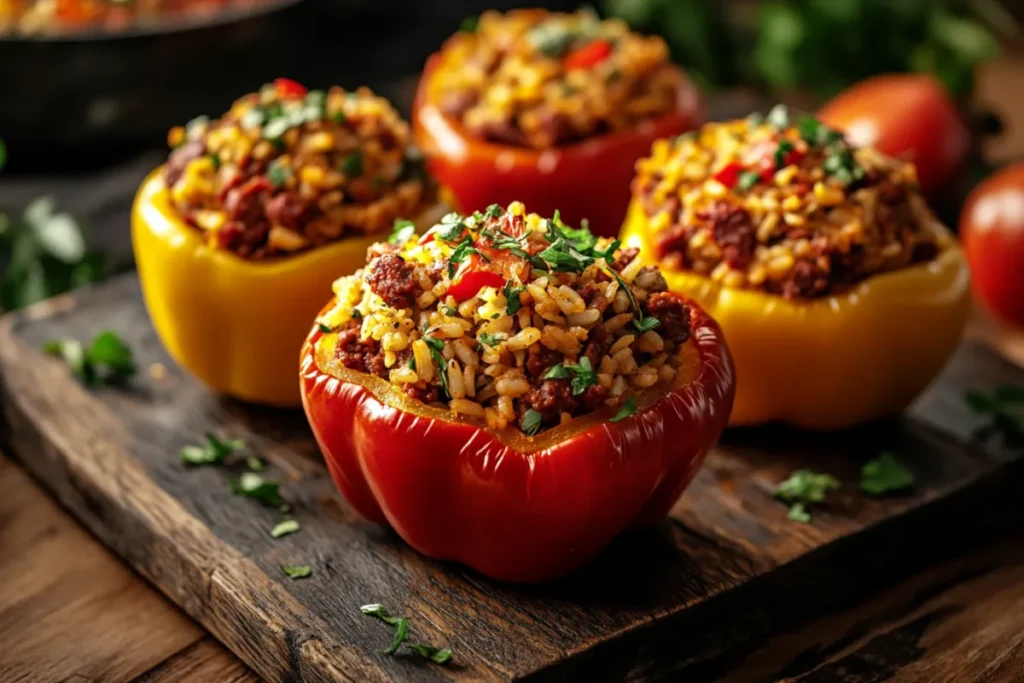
[1,275,1023,682]
[0,452,204,683]
[133,638,259,683]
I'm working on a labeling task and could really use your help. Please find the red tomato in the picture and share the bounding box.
[274,78,308,99]
[960,163,1024,328]
[564,39,613,70]
[448,248,529,301]
[818,74,970,196]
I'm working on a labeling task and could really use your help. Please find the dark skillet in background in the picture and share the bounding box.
[0,0,578,171]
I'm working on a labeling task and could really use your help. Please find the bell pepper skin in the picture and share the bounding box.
[132,168,435,407]
[300,294,734,582]
[412,54,704,239]
[621,201,970,430]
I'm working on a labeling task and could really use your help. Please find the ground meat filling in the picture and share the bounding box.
[365,253,423,309]
[428,9,686,149]
[633,107,945,299]
[316,202,694,436]
[163,81,433,259]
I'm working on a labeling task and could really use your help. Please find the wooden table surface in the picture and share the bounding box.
[4,57,1024,683]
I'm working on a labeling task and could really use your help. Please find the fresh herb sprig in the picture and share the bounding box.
[423,336,450,399]
[281,564,312,580]
[361,604,453,664]
[388,218,416,245]
[181,433,245,466]
[610,396,637,422]
[42,331,135,387]
[965,385,1024,444]
[774,469,839,522]
[860,453,915,496]
[543,357,597,396]
[232,472,285,507]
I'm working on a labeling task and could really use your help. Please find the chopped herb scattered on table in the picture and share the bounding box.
[360,604,454,664]
[180,433,244,466]
[42,331,135,387]
[861,453,915,496]
[774,468,839,522]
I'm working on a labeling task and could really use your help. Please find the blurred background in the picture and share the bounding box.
[1,0,1023,313]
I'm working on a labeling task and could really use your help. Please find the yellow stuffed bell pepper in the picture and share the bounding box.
[133,80,441,407]
[622,111,970,430]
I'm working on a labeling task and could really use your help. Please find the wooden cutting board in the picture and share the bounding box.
[1,274,1022,683]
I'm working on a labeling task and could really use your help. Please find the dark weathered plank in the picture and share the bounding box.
[133,638,259,683]
[1,274,1022,682]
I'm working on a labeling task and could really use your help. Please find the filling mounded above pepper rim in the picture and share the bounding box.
[315,202,696,436]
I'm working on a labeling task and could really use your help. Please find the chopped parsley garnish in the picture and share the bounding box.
[42,331,136,387]
[484,203,502,218]
[180,433,244,466]
[766,104,789,130]
[534,237,593,273]
[965,385,1024,444]
[209,153,221,171]
[341,152,364,177]
[246,456,266,472]
[774,468,838,522]
[262,117,290,141]
[267,161,291,188]
[610,396,637,422]
[590,238,621,261]
[442,305,458,316]
[479,332,506,347]
[388,218,416,245]
[773,139,795,169]
[737,171,761,191]
[529,22,575,57]
[271,519,300,538]
[281,564,311,579]
[318,323,332,333]
[459,15,478,33]
[860,453,915,496]
[633,316,661,334]
[787,503,811,523]
[542,358,596,396]
[232,472,284,507]
[351,309,363,320]
[546,210,597,254]
[424,336,449,398]
[331,110,347,124]
[503,281,523,315]
[361,604,453,664]
[437,213,468,242]
[408,356,416,370]
[521,409,543,436]
[446,237,488,278]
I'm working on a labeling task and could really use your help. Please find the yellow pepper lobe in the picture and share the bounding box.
[621,200,970,429]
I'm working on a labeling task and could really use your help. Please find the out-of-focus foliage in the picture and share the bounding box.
[0,196,108,311]
[604,0,1009,98]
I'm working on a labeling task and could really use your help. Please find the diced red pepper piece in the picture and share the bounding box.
[713,162,744,189]
[447,269,507,302]
[274,78,308,99]
[563,39,613,70]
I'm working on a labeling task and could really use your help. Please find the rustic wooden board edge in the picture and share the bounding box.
[0,302,393,683]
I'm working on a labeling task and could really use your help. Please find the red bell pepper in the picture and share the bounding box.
[300,293,735,582]
[413,54,704,238]
[274,78,308,100]
[447,269,506,301]
[564,39,613,70]
[713,161,744,188]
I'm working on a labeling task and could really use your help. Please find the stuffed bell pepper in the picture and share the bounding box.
[133,79,442,406]
[300,202,734,581]
[413,8,703,238]
[622,107,970,429]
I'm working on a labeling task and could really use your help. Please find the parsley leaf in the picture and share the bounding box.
[484,203,502,218]
[543,358,596,395]
[281,564,311,579]
[610,396,637,422]
[775,469,838,504]
[318,322,332,333]
[180,433,245,466]
[503,281,523,315]
[436,213,467,242]
[965,385,1024,444]
[773,139,795,168]
[737,171,760,191]
[542,364,570,380]
[360,604,453,664]
[43,331,136,386]
[267,160,292,188]
[534,237,594,273]
[232,473,284,507]
[407,644,453,664]
[546,210,597,254]
[459,15,478,33]
[423,336,449,399]
[270,519,300,538]
[246,455,266,472]
[446,237,488,278]
[787,502,812,523]
[633,316,661,333]
[341,151,363,177]
[521,409,543,435]
[388,218,416,245]
[861,452,915,496]
[479,332,506,347]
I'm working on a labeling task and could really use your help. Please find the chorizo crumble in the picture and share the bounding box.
[316,202,694,435]
[427,8,686,149]
[632,106,948,299]
[164,79,434,259]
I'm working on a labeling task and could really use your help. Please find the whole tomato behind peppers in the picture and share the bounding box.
[960,163,1024,328]
[413,54,704,238]
[818,74,970,197]
[300,295,735,582]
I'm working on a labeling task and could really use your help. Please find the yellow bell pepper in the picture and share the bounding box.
[132,168,441,407]
[621,201,970,429]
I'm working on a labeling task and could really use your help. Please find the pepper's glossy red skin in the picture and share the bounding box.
[412,54,704,238]
[300,294,734,582]
[274,77,308,99]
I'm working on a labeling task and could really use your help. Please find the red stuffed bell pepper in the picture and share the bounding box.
[300,202,734,582]
[413,8,703,239]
